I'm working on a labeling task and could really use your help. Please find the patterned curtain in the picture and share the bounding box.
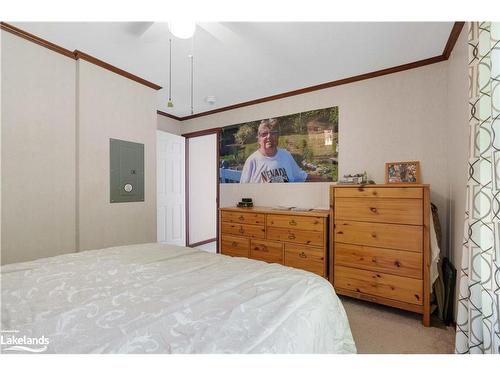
[455,22,500,354]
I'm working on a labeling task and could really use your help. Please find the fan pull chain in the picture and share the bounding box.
[189,54,194,115]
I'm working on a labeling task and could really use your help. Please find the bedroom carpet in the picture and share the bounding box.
[340,296,456,354]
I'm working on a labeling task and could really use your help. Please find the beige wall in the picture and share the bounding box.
[1,27,470,270]
[158,114,181,135]
[446,27,469,301]
[77,60,157,251]
[183,62,450,246]
[1,32,158,263]
[1,31,77,264]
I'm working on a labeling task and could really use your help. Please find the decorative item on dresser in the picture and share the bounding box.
[219,207,329,277]
[330,184,431,326]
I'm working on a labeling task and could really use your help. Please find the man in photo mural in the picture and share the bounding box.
[240,118,312,183]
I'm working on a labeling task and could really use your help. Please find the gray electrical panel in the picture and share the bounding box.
[110,138,144,203]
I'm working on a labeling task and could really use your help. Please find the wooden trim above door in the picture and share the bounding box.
[182,127,221,138]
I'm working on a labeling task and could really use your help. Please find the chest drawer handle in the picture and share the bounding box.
[238,227,245,234]
[299,252,307,259]
[371,232,377,239]
[289,219,297,226]
[370,207,378,213]
[238,215,245,221]
[231,241,238,247]
[256,245,269,252]
[288,233,296,240]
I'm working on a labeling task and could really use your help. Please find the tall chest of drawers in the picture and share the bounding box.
[219,207,329,278]
[330,184,431,326]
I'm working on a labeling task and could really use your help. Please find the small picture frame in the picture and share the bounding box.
[385,161,420,184]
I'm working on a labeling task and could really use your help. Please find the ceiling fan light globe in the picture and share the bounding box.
[168,21,196,39]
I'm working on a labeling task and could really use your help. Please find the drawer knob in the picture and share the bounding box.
[371,232,377,238]
[370,207,378,213]
[289,219,297,226]
[231,241,238,247]
[238,215,245,221]
[395,260,401,267]
[259,245,269,252]
[238,226,245,234]
[299,251,307,259]
[288,233,296,240]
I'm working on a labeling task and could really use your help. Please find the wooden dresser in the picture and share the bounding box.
[219,207,329,277]
[330,184,431,326]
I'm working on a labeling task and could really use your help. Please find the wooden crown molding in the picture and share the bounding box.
[0,21,75,59]
[442,22,465,59]
[157,110,183,121]
[1,22,162,90]
[159,21,466,121]
[74,50,162,90]
[1,21,465,118]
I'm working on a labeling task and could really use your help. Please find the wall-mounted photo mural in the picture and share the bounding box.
[219,106,339,183]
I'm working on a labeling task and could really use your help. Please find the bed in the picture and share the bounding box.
[1,243,356,353]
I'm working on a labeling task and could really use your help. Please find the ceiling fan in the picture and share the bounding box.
[126,21,235,43]
[126,21,235,114]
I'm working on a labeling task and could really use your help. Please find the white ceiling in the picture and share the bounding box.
[12,22,454,117]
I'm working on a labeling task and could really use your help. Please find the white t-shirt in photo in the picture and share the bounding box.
[239,148,308,183]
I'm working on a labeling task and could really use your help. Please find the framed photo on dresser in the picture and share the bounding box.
[385,160,421,184]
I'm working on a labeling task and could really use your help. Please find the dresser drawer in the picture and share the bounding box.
[220,235,250,258]
[267,214,324,232]
[285,243,325,277]
[335,243,422,279]
[334,265,423,305]
[250,239,283,264]
[335,198,423,225]
[220,210,265,225]
[221,222,265,239]
[334,187,422,199]
[267,226,323,247]
[335,220,422,252]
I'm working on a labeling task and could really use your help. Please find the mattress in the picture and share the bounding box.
[1,243,356,354]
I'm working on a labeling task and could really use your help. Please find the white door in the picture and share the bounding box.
[157,130,185,246]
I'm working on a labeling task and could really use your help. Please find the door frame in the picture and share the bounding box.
[182,127,221,251]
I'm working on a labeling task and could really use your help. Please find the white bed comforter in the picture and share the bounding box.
[1,243,356,354]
